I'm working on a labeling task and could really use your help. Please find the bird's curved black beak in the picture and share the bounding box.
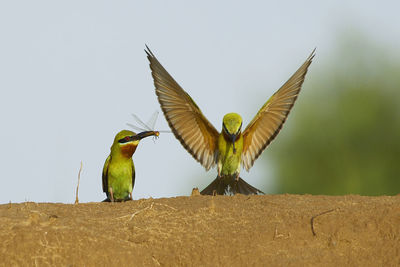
[134,131,159,140]
[118,131,158,143]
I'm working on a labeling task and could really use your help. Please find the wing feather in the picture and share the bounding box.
[242,50,315,170]
[132,163,135,192]
[102,155,111,193]
[146,46,219,170]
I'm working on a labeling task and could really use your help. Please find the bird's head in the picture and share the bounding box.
[113,130,157,158]
[222,113,243,154]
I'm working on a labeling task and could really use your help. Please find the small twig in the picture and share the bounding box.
[273,227,284,239]
[152,255,161,266]
[273,226,291,240]
[115,202,155,220]
[115,202,154,222]
[74,161,83,204]
[128,202,154,221]
[154,203,177,211]
[115,202,177,222]
[311,208,337,236]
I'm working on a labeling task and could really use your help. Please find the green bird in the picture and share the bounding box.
[102,130,158,202]
[145,46,314,195]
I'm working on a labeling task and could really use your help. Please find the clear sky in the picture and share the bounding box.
[1,1,399,203]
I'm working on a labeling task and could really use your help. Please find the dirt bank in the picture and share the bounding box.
[1,194,399,266]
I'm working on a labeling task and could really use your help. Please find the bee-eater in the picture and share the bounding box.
[145,46,314,195]
[102,130,158,202]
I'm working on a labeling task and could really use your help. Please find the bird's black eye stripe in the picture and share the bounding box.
[118,136,131,143]
[223,123,229,134]
[223,122,242,135]
[236,122,243,135]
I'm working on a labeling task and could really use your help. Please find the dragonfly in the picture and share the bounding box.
[127,111,170,141]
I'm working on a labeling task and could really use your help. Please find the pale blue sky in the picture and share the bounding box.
[1,1,399,203]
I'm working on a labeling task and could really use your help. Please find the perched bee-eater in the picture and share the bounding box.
[145,46,314,195]
[102,130,158,202]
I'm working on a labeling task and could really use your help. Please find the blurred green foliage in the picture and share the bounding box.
[266,38,400,195]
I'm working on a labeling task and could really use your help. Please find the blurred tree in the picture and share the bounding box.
[266,35,400,195]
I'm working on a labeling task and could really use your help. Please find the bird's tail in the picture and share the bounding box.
[200,176,264,195]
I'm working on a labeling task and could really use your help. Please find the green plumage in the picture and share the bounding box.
[217,113,243,177]
[102,130,137,202]
[102,154,135,201]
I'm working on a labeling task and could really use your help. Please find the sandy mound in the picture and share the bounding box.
[1,194,399,266]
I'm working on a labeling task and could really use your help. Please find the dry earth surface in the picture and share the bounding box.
[1,194,399,266]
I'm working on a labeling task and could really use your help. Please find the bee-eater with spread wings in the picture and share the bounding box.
[102,130,158,202]
[145,47,314,195]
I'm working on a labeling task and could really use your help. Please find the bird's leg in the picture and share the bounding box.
[235,173,240,181]
[129,192,133,200]
[109,187,114,202]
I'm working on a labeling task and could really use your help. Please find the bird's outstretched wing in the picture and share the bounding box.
[146,46,219,170]
[242,50,315,171]
[102,155,111,193]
